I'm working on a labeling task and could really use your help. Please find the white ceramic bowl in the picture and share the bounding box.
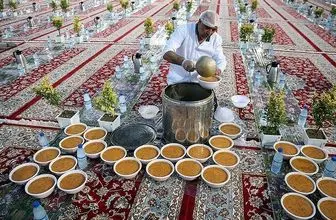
[316,177,336,198]
[25,174,57,198]
[113,157,142,179]
[146,159,175,182]
[134,145,160,164]
[231,95,250,108]
[33,147,61,166]
[201,165,231,188]
[273,141,300,160]
[138,105,160,119]
[83,127,107,141]
[64,123,88,136]
[175,158,203,181]
[161,143,186,162]
[212,149,240,169]
[9,163,40,185]
[289,156,319,176]
[186,144,213,163]
[49,155,77,176]
[281,193,316,220]
[57,170,87,194]
[317,197,336,220]
[197,75,221,90]
[218,123,242,139]
[83,140,107,159]
[284,172,316,195]
[300,145,328,164]
[59,135,85,153]
[100,146,127,165]
[208,135,234,151]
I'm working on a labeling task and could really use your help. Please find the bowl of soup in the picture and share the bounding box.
[197,75,221,90]
[100,146,127,165]
[300,145,328,164]
[201,165,231,188]
[187,144,213,163]
[209,135,234,151]
[161,143,186,162]
[274,141,299,160]
[285,172,316,195]
[57,170,87,194]
[134,145,160,164]
[175,159,203,181]
[146,159,175,181]
[318,197,336,220]
[84,127,107,141]
[218,123,242,139]
[33,147,61,166]
[49,155,77,176]
[64,123,87,136]
[59,135,85,153]
[9,163,40,185]
[213,150,240,169]
[83,140,107,158]
[113,157,142,179]
[316,177,336,198]
[25,174,57,198]
[290,156,319,176]
[281,193,316,220]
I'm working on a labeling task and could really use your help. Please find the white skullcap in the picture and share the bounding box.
[200,10,219,28]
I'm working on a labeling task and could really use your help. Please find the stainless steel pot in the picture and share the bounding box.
[162,83,214,144]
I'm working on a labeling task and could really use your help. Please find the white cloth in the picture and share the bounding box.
[163,23,227,85]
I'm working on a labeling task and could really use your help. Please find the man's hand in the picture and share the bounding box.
[182,60,196,72]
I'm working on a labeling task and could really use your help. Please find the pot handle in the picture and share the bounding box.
[265,63,271,73]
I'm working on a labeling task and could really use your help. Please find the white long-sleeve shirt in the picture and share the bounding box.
[163,22,227,85]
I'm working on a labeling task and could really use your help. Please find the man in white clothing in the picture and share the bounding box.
[163,10,226,85]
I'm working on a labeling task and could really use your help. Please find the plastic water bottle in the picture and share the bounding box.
[38,132,49,148]
[324,156,336,178]
[297,105,308,127]
[47,36,53,50]
[119,95,127,113]
[83,90,92,110]
[33,201,48,220]
[77,144,88,170]
[33,53,40,68]
[253,70,262,91]
[278,73,286,90]
[271,148,283,174]
[17,64,26,76]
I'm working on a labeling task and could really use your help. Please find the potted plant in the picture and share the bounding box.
[314,7,324,18]
[50,0,58,12]
[94,82,120,132]
[251,0,258,11]
[165,21,174,39]
[120,0,129,16]
[0,0,3,18]
[239,23,254,41]
[33,77,80,128]
[261,26,275,49]
[239,4,246,14]
[331,6,336,18]
[303,87,336,147]
[52,16,64,43]
[60,0,69,15]
[173,0,180,11]
[9,0,17,16]
[107,2,113,15]
[144,17,154,37]
[186,1,192,19]
[260,91,287,146]
[73,16,82,43]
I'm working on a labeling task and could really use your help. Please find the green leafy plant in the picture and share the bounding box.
[312,86,336,133]
[52,16,63,36]
[144,17,154,37]
[0,0,4,12]
[107,2,113,12]
[331,6,336,17]
[73,16,81,36]
[50,0,58,12]
[186,1,192,12]
[239,4,246,13]
[251,0,258,11]
[9,0,17,10]
[165,21,174,38]
[93,82,118,117]
[33,77,61,106]
[261,91,287,135]
[261,27,275,43]
[120,0,129,13]
[60,0,69,12]
[173,0,180,11]
[314,7,324,18]
[239,23,254,42]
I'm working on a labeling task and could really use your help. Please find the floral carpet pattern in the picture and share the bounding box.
[305,23,336,48]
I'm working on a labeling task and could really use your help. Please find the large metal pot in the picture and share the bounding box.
[162,83,214,144]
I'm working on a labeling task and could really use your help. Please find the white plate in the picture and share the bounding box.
[138,105,160,119]
[214,107,234,123]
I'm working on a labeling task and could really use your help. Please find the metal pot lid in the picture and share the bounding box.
[109,123,157,150]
